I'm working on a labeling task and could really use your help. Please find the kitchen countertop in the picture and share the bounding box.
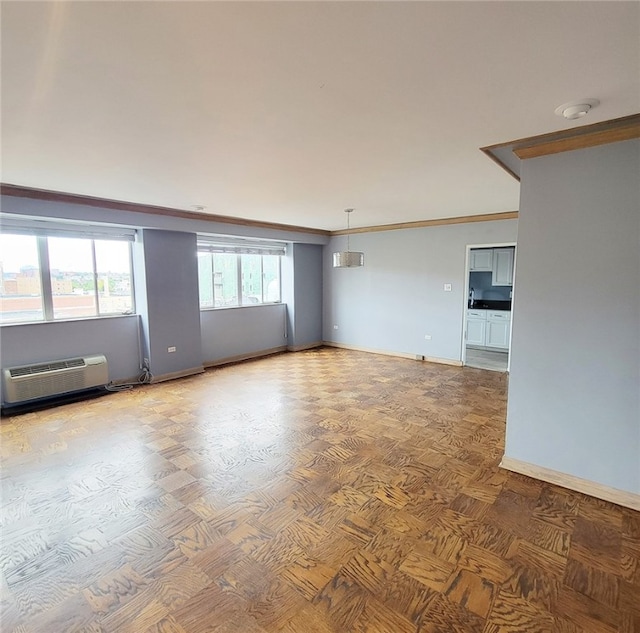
[468,300,511,311]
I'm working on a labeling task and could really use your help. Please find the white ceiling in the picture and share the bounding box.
[2,1,639,231]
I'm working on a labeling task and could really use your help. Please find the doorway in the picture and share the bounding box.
[462,243,516,372]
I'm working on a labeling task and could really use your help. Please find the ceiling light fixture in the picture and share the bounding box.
[333,209,364,268]
[554,98,600,120]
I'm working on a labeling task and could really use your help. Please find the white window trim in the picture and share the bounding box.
[0,214,136,241]
[197,247,283,310]
[196,235,286,256]
[0,220,136,325]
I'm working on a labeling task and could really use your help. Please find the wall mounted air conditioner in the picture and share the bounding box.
[1,355,108,405]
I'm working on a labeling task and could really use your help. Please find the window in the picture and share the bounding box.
[262,254,281,303]
[241,254,262,304]
[49,236,97,319]
[214,253,240,307]
[0,234,44,323]
[197,239,284,309]
[0,226,135,325]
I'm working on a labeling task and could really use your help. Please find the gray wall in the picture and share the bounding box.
[285,243,323,350]
[506,139,640,494]
[201,304,286,364]
[323,219,518,361]
[0,316,141,387]
[0,195,328,246]
[139,229,203,378]
[0,195,326,392]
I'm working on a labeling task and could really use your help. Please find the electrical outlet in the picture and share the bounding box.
[333,325,339,330]
[443,283,452,291]
[168,346,176,353]
[424,334,432,340]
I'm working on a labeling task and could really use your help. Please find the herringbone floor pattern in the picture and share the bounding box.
[1,347,638,632]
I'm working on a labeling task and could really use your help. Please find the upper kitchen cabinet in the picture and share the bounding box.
[469,249,493,271]
[492,248,515,286]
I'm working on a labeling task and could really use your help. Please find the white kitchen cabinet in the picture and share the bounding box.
[467,309,487,346]
[492,248,514,286]
[470,249,493,271]
[467,318,486,346]
[486,311,511,349]
[467,309,511,350]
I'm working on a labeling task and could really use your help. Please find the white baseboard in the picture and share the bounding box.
[323,341,462,367]
[150,366,205,384]
[500,456,640,511]
[203,346,287,368]
[424,356,463,367]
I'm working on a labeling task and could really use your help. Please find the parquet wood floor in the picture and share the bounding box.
[1,347,638,632]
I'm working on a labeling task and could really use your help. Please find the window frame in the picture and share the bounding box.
[196,239,284,310]
[0,223,136,326]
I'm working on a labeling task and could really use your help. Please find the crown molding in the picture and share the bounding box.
[0,184,331,237]
[481,113,640,180]
[1,184,518,237]
[330,211,518,236]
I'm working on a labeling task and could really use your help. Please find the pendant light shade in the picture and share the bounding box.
[333,251,364,267]
[333,209,364,268]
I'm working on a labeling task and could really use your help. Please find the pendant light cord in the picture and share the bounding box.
[345,208,353,251]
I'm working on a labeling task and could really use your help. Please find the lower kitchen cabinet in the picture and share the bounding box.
[467,310,511,350]
[467,317,486,346]
[486,320,510,348]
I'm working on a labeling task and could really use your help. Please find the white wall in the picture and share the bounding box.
[323,219,518,362]
[506,139,640,494]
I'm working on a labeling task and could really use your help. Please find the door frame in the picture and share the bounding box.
[461,242,517,370]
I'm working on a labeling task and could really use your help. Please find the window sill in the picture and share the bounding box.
[200,302,283,312]
[0,313,138,327]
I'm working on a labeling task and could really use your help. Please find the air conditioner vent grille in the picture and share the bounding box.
[2,355,108,404]
[9,358,86,378]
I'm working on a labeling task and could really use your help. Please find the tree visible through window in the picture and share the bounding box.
[197,250,281,309]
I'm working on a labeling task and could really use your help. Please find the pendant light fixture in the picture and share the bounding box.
[333,208,364,268]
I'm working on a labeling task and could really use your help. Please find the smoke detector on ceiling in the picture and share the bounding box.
[554,99,600,120]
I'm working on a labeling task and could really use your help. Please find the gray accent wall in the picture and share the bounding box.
[323,220,518,361]
[0,195,326,394]
[139,229,203,378]
[506,139,640,494]
[0,316,141,385]
[284,243,323,350]
[0,195,328,246]
[201,304,286,364]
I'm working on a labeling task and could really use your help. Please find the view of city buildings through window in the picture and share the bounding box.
[1,233,281,323]
[198,252,281,308]
[0,234,133,324]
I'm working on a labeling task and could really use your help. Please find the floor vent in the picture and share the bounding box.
[2,355,108,404]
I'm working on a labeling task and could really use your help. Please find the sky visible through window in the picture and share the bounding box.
[0,233,134,323]
[0,235,131,273]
